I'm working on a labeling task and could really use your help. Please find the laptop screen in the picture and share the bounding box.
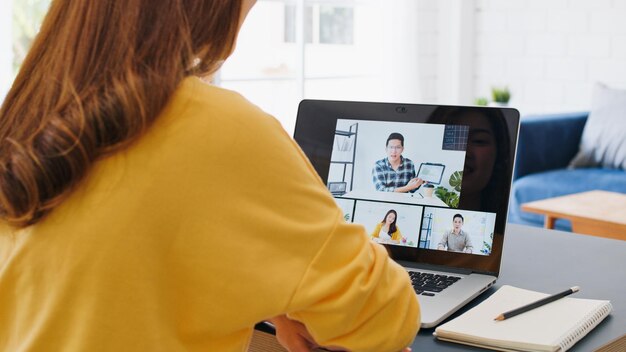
[294,101,519,275]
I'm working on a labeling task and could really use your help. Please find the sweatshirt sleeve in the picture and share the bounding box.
[286,211,420,351]
[245,116,421,352]
[247,114,420,351]
[273,133,421,350]
[171,85,420,350]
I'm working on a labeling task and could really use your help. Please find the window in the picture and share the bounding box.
[12,0,50,73]
[0,0,50,99]
[284,5,313,43]
[219,0,392,133]
[284,4,354,45]
[319,6,353,45]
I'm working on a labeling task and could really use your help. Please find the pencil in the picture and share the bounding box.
[494,286,580,321]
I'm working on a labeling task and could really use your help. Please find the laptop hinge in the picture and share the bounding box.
[396,260,473,275]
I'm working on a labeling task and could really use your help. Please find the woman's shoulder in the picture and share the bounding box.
[169,76,276,129]
[371,222,382,235]
[155,76,286,149]
[180,77,246,103]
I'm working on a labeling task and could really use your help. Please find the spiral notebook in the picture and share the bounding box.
[434,285,612,352]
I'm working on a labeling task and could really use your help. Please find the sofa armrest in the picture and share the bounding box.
[513,112,588,180]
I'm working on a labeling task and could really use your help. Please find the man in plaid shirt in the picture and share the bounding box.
[372,133,426,193]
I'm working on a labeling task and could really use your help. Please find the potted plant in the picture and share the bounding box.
[434,171,463,208]
[435,187,459,208]
[474,97,488,106]
[490,86,511,107]
[449,171,462,192]
[481,232,494,255]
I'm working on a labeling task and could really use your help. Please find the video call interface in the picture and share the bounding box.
[328,119,497,256]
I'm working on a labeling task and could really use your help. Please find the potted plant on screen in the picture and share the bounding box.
[435,171,462,208]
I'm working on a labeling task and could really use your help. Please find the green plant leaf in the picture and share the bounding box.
[448,193,459,208]
[435,186,448,199]
[491,86,511,103]
[434,186,460,208]
[474,97,488,106]
[449,171,463,192]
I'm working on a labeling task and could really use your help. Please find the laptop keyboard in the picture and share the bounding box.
[408,271,461,296]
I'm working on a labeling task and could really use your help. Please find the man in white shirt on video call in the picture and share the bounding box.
[437,213,473,253]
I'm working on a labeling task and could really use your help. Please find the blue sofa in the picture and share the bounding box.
[508,112,626,230]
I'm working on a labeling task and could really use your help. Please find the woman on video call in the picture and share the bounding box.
[371,209,404,244]
[0,0,418,351]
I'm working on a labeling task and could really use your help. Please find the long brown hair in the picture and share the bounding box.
[380,209,398,236]
[0,0,243,228]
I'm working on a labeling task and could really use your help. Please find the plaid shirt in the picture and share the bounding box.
[372,156,417,192]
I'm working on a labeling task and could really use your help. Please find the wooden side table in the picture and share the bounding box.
[521,190,626,241]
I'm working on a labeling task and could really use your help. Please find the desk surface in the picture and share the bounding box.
[412,224,626,351]
[340,189,448,207]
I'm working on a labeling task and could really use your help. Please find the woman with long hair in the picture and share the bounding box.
[0,1,418,351]
[371,209,404,244]
[428,107,512,216]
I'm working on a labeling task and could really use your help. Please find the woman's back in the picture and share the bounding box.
[0,78,419,351]
[0,1,419,350]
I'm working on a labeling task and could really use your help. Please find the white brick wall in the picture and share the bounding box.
[472,0,626,115]
[569,0,612,9]
[567,35,610,58]
[613,35,626,58]
[614,0,626,10]
[545,58,586,80]
[526,33,567,56]
[507,11,547,33]
[527,0,567,10]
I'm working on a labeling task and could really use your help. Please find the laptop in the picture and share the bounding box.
[293,100,520,328]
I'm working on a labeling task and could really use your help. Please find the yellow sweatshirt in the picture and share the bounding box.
[0,77,419,351]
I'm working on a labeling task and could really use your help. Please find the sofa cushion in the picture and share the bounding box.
[570,83,626,170]
[509,168,626,227]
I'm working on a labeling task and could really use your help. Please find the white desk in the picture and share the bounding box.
[340,190,448,207]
